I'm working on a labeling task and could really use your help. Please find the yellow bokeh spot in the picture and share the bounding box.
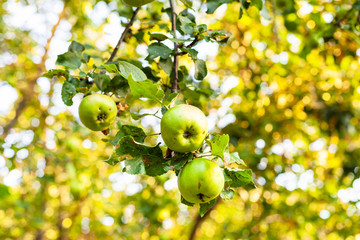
[241,121,249,128]
[265,123,273,132]
[62,218,72,228]
[306,20,316,29]
[48,185,59,198]
[45,229,58,240]
[322,92,331,101]
[142,189,150,199]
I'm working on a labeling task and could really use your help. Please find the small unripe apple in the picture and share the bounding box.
[161,104,208,153]
[177,158,224,204]
[78,94,117,131]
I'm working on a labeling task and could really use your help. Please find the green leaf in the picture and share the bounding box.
[124,157,146,175]
[105,151,125,166]
[128,74,165,105]
[220,189,235,200]
[159,58,173,74]
[163,92,178,106]
[149,33,169,41]
[42,69,69,80]
[115,136,168,176]
[241,0,251,9]
[181,48,198,60]
[117,125,147,143]
[179,15,195,35]
[194,59,207,80]
[61,81,76,106]
[208,30,232,46]
[196,24,207,33]
[224,168,254,188]
[207,134,229,160]
[165,152,193,174]
[56,52,81,69]
[130,112,155,120]
[181,196,194,206]
[206,0,231,14]
[94,73,111,91]
[118,61,147,82]
[68,41,85,55]
[239,7,244,19]
[147,43,172,60]
[103,64,119,73]
[230,152,247,166]
[199,198,217,217]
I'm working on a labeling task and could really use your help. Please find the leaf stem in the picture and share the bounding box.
[169,0,179,93]
[106,7,140,64]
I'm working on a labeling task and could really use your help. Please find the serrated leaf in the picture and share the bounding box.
[124,157,146,175]
[199,198,217,217]
[94,73,111,91]
[230,152,247,166]
[118,125,147,143]
[181,196,194,206]
[128,74,165,105]
[103,64,119,73]
[147,43,172,60]
[207,134,229,160]
[105,151,125,166]
[118,61,147,81]
[224,168,254,188]
[61,81,76,106]
[56,52,81,69]
[220,189,235,200]
[194,59,207,80]
[115,136,169,176]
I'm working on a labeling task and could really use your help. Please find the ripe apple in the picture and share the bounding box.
[122,0,154,7]
[177,158,224,204]
[161,104,208,153]
[78,94,117,131]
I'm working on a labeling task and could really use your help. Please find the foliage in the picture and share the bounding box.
[0,0,360,239]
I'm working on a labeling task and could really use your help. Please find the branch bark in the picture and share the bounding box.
[188,198,221,240]
[106,7,140,64]
[2,6,66,138]
[169,0,179,93]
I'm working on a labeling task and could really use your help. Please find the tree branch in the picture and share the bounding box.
[106,7,140,64]
[188,198,221,240]
[2,5,66,138]
[169,0,179,93]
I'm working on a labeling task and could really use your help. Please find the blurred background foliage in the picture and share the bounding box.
[1,0,360,239]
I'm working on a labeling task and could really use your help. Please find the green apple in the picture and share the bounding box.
[161,104,208,153]
[78,94,117,131]
[122,0,154,7]
[178,158,224,204]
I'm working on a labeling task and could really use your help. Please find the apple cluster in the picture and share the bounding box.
[161,104,225,204]
[78,95,224,204]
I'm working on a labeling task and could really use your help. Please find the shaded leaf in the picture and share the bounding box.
[224,168,254,188]
[181,196,194,206]
[220,189,235,200]
[199,198,217,217]
[124,157,146,175]
[194,59,207,80]
[147,43,172,60]
[61,81,76,106]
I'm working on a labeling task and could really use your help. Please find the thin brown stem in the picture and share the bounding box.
[2,5,66,138]
[106,7,140,63]
[271,0,279,50]
[169,0,179,93]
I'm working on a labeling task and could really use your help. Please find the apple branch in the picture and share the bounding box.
[106,7,140,64]
[169,0,179,93]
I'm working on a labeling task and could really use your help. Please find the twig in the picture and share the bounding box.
[169,0,179,93]
[2,5,66,138]
[271,0,279,49]
[188,198,221,240]
[106,7,140,64]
